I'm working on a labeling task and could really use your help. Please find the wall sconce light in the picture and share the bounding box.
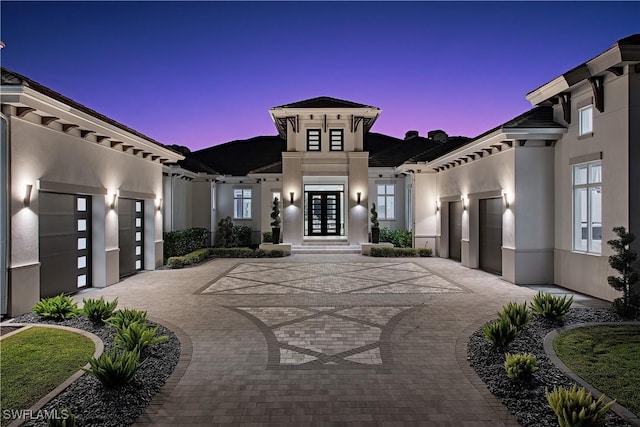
[290,192,294,205]
[435,200,440,213]
[24,184,33,207]
[110,193,118,210]
[503,192,510,209]
[461,195,467,211]
[157,198,163,211]
[356,192,361,205]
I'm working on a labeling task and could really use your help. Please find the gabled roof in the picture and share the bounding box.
[1,67,181,156]
[407,137,472,163]
[272,96,378,110]
[192,135,286,176]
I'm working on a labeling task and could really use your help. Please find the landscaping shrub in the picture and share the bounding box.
[262,231,272,243]
[114,321,169,353]
[82,297,118,325]
[166,256,184,269]
[85,348,142,388]
[209,247,287,258]
[166,248,214,269]
[106,308,148,331]
[370,247,432,257]
[379,228,413,248]
[545,384,615,427]
[232,225,253,247]
[504,353,539,381]
[607,226,639,317]
[483,318,519,349]
[163,227,209,258]
[33,294,80,320]
[498,301,531,331]
[531,291,573,321]
[215,217,234,247]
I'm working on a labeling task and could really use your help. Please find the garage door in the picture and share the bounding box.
[119,199,144,278]
[449,200,463,261]
[479,198,503,274]
[39,192,91,297]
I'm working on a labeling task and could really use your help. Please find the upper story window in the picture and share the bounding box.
[377,184,395,220]
[307,129,321,151]
[329,129,344,151]
[573,161,601,254]
[579,105,593,136]
[233,189,252,219]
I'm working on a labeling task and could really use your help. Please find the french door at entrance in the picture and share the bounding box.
[307,192,341,236]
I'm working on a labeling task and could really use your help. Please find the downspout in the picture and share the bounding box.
[1,112,10,316]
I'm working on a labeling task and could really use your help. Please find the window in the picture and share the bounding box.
[329,129,343,151]
[573,161,601,254]
[307,129,321,151]
[377,184,395,219]
[234,189,252,219]
[579,105,593,136]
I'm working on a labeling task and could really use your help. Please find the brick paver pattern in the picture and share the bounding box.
[76,255,566,426]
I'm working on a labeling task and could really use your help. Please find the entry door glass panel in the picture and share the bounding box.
[306,192,341,236]
[449,201,463,261]
[39,193,91,297]
[479,198,503,275]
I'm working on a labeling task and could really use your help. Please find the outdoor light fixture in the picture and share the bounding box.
[503,192,510,209]
[110,193,118,210]
[157,198,163,211]
[23,184,33,207]
[290,192,294,205]
[435,200,440,213]
[356,192,361,205]
[461,195,467,211]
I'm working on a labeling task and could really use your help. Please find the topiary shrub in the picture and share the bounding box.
[417,248,433,257]
[33,294,80,320]
[114,321,169,353]
[370,247,431,257]
[607,226,639,317]
[504,353,539,381]
[85,348,142,387]
[167,256,184,269]
[498,301,531,331]
[82,297,118,325]
[531,291,573,321]
[483,318,519,349]
[545,384,615,427]
[215,217,234,248]
[106,308,148,331]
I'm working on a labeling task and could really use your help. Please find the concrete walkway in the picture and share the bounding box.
[74,255,601,426]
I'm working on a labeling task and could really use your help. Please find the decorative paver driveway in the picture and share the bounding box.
[75,255,562,426]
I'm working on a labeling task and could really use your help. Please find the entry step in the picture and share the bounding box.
[292,244,361,254]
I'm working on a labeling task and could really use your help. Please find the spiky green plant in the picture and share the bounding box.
[483,318,519,349]
[105,308,148,331]
[85,348,142,387]
[504,352,539,381]
[498,301,531,331]
[47,408,76,427]
[531,291,573,321]
[82,297,118,325]
[32,294,80,320]
[114,321,168,352]
[546,384,615,427]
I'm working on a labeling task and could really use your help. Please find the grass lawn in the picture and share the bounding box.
[0,327,94,426]
[553,325,640,416]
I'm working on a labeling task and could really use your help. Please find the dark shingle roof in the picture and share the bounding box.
[409,106,563,163]
[408,137,473,163]
[1,67,180,155]
[249,161,283,174]
[192,135,286,176]
[273,96,378,110]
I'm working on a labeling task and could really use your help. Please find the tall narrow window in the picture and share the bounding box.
[579,105,593,136]
[377,184,395,220]
[573,161,601,254]
[234,189,252,219]
[307,129,321,151]
[329,129,344,151]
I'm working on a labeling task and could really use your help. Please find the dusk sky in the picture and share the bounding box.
[1,2,638,151]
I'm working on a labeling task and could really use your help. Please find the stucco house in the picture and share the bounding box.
[1,34,638,316]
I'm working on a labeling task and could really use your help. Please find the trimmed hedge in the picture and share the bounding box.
[379,228,413,248]
[370,247,432,257]
[209,248,287,258]
[167,248,214,269]
[163,227,209,259]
